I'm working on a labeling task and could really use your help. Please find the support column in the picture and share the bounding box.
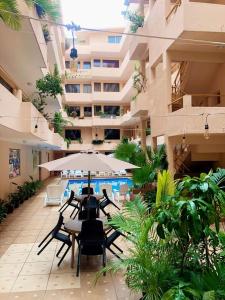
[163,51,172,111]
[140,60,146,77]
[151,136,157,151]
[140,118,147,151]
[165,136,175,177]
[138,0,145,17]
[13,89,22,101]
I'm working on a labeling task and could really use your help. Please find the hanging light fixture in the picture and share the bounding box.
[70,30,78,73]
[181,134,188,152]
[204,114,210,140]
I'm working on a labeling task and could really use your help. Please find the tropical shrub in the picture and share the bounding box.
[114,141,167,187]
[98,170,225,299]
[0,200,7,223]
[122,10,144,33]
[36,64,63,98]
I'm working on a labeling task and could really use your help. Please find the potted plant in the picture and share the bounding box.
[122,10,144,33]
[92,139,104,145]
[64,138,71,149]
[42,24,51,43]
[8,192,20,209]
[132,64,147,101]
[0,200,7,223]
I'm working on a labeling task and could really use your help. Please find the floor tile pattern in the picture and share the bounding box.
[0,178,140,300]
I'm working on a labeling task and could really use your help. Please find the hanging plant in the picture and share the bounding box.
[52,112,68,136]
[132,64,147,101]
[122,10,144,33]
[36,64,63,98]
[42,24,51,43]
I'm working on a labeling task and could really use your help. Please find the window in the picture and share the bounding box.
[0,76,13,93]
[103,83,120,92]
[102,60,119,68]
[94,105,102,116]
[93,59,101,67]
[94,82,101,92]
[83,61,91,69]
[67,106,80,117]
[104,129,120,140]
[83,84,92,93]
[65,61,70,69]
[65,84,80,93]
[65,129,81,140]
[108,36,122,44]
[65,61,80,69]
[104,106,120,116]
[84,106,92,117]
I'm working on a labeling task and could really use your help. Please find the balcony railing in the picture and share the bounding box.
[168,94,225,112]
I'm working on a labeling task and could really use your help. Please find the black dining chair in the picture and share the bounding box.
[81,187,94,195]
[76,219,106,276]
[79,196,99,220]
[106,229,125,259]
[99,189,120,216]
[58,190,80,219]
[37,213,72,266]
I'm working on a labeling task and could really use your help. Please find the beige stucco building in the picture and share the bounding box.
[123,0,225,177]
[63,28,149,153]
[0,2,66,198]
[1,0,225,198]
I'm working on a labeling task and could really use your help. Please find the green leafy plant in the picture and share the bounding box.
[64,137,71,149]
[98,170,225,299]
[42,24,51,43]
[52,112,68,136]
[0,0,21,30]
[122,10,144,33]
[0,200,7,223]
[146,128,151,136]
[0,0,60,30]
[32,64,63,120]
[27,0,61,20]
[92,139,104,145]
[97,196,177,300]
[114,141,167,188]
[132,64,147,101]
[36,64,63,98]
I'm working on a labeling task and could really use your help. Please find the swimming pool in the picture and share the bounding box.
[65,177,133,196]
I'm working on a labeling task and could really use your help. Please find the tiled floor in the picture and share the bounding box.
[0,178,139,300]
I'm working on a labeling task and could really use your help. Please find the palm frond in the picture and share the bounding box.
[156,170,175,207]
[0,0,21,30]
[25,0,60,21]
[211,168,225,187]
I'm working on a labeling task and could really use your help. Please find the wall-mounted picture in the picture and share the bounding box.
[9,149,20,178]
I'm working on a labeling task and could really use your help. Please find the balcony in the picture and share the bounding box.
[152,94,225,137]
[0,83,65,149]
[64,115,123,127]
[64,75,135,105]
[67,140,120,152]
[65,56,134,82]
[0,2,49,96]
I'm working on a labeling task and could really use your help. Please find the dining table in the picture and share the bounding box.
[64,216,109,268]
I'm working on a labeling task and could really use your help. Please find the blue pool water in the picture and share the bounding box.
[65,177,133,196]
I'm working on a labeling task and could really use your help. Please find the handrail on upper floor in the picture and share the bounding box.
[166,0,182,21]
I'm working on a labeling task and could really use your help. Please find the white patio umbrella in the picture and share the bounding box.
[38,150,139,194]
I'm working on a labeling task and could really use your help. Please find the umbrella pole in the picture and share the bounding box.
[88,171,91,195]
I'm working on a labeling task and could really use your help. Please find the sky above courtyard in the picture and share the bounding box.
[61,0,126,29]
